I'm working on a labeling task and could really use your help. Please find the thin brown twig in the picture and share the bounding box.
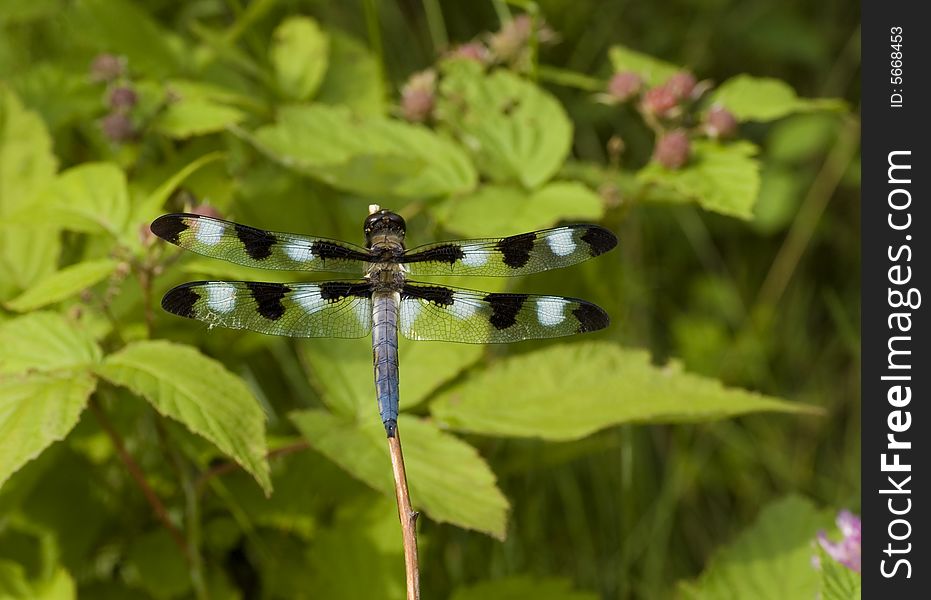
[89,397,189,559]
[194,440,311,495]
[388,426,420,600]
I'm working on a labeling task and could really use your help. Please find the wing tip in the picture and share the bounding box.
[162,283,201,319]
[581,225,618,256]
[573,301,610,333]
[150,213,190,245]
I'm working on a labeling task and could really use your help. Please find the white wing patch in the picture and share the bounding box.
[206,283,237,313]
[194,219,225,246]
[449,296,479,320]
[294,289,325,314]
[546,228,577,257]
[537,298,568,326]
[283,241,315,262]
[460,245,489,267]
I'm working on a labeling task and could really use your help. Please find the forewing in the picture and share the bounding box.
[399,282,609,343]
[401,225,617,277]
[151,213,371,274]
[161,280,374,338]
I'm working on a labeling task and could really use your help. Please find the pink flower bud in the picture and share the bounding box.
[90,53,125,83]
[400,70,437,123]
[666,71,697,100]
[640,84,678,118]
[704,105,738,138]
[109,86,138,111]
[653,130,691,169]
[100,112,135,142]
[607,71,643,102]
[447,42,491,64]
[190,203,223,219]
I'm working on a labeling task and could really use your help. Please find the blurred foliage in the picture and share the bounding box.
[0,0,859,598]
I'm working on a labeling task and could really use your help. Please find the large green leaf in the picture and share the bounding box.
[819,548,861,600]
[638,140,761,219]
[155,99,245,139]
[0,312,102,375]
[432,181,605,237]
[250,104,476,198]
[708,75,846,122]
[316,31,386,116]
[270,16,329,101]
[451,576,598,600]
[607,45,679,86]
[4,259,119,312]
[437,61,572,188]
[292,411,509,538]
[0,372,97,488]
[430,342,816,440]
[0,88,60,299]
[679,496,828,599]
[300,337,483,419]
[96,341,271,493]
[0,561,74,599]
[11,162,131,236]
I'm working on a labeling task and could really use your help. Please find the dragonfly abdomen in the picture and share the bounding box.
[372,291,401,436]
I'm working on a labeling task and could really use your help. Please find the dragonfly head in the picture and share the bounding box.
[364,209,407,245]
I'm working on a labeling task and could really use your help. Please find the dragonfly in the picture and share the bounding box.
[150,208,617,437]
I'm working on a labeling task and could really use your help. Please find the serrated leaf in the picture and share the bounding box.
[708,75,847,122]
[9,162,130,236]
[155,99,245,139]
[638,140,761,219]
[679,496,828,600]
[300,335,484,419]
[250,104,476,198]
[819,548,861,600]
[437,62,571,188]
[451,576,599,600]
[0,372,97,489]
[0,312,102,375]
[292,411,509,538]
[316,31,386,116]
[0,88,60,299]
[270,16,329,101]
[607,45,680,86]
[96,341,271,493]
[430,342,816,440]
[433,181,605,237]
[4,259,118,312]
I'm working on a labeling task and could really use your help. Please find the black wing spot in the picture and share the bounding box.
[402,244,465,266]
[580,226,618,257]
[496,232,536,269]
[162,285,199,319]
[401,284,455,306]
[484,293,527,330]
[311,241,373,263]
[150,215,189,245]
[573,302,609,332]
[319,281,373,301]
[235,224,277,261]
[246,282,290,320]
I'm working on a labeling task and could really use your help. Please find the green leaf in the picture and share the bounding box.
[0,87,60,299]
[270,16,330,101]
[437,62,572,188]
[292,411,509,538]
[0,0,60,23]
[155,99,245,139]
[607,45,680,86]
[679,496,828,600]
[250,104,476,198]
[638,140,761,219]
[451,576,599,600]
[96,341,271,493]
[819,548,861,600]
[0,560,31,597]
[0,312,102,375]
[708,75,847,122]
[69,0,182,78]
[316,31,386,116]
[4,259,119,312]
[300,336,483,419]
[11,163,131,236]
[430,342,817,440]
[134,151,226,225]
[0,371,97,489]
[124,530,191,599]
[433,181,605,237]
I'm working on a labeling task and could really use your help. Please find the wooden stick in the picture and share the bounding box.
[387,425,420,600]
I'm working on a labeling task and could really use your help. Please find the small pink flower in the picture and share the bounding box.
[90,53,125,83]
[399,69,437,123]
[640,84,678,118]
[190,203,223,219]
[817,510,861,573]
[666,71,697,100]
[653,130,691,169]
[606,71,643,103]
[704,105,738,138]
[447,42,491,64]
[100,112,135,142]
[109,86,138,111]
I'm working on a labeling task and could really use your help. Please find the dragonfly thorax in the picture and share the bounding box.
[364,209,406,246]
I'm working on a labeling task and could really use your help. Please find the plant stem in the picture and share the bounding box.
[388,425,420,600]
[421,0,448,54]
[362,0,385,81]
[89,397,189,559]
